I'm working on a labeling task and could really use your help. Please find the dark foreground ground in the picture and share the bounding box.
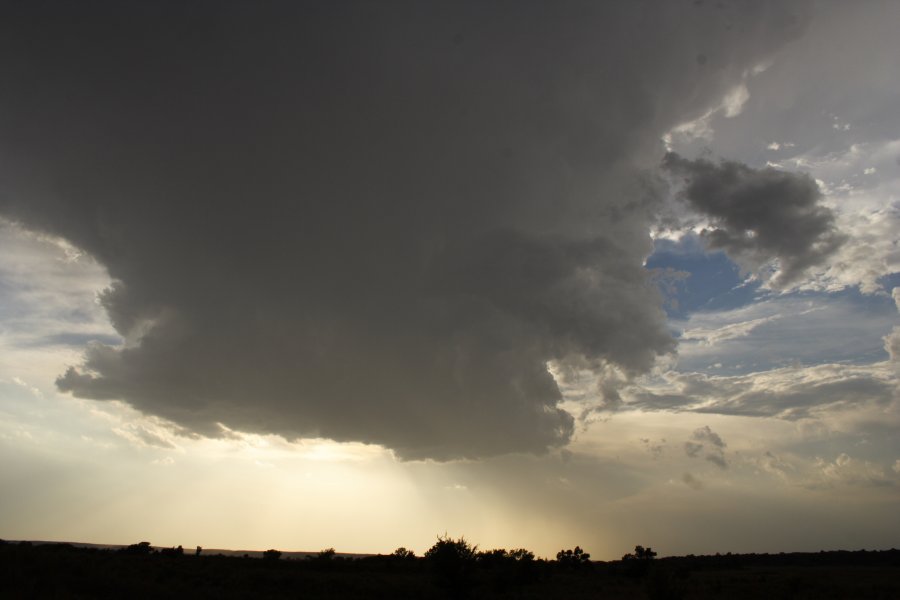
[2,541,899,599]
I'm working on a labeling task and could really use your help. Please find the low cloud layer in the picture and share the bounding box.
[663,153,845,288]
[0,2,809,459]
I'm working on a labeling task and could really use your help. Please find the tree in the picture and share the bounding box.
[623,545,657,561]
[392,547,416,560]
[263,549,282,561]
[622,545,658,578]
[556,546,591,568]
[425,535,477,589]
[425,535,477,561]
[474,547,535,567]
[121,541,154,556]
[476,548,509,568]
[507,548,535,562]
[159,545,184,557]
[315,547,336,561]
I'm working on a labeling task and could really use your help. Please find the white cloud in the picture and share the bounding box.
[885,288,900,366]
[672,295,898,375]
[755,451,794,481]
[664,83,752,148]
[722,84,750,118]
[633,361,895,419]
[767,141,796,151]
[682,315,781,346]
[11,376,43,399]
[111,423,179,450]
[807,453,892,489]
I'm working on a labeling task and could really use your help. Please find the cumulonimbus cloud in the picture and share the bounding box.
[0,1,810,459]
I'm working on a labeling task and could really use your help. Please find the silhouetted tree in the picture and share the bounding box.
[392,547,416,560]
[263,549,282,561]
[473,547,539,587]
[508,548,539,584]
[623,545,658,561]
[425,535,477,590]
[159,545,184,557]
[508,548,535,562]
[121,541,154,555]
[195,546,202,556]
[556,546,591,568]
[476,548,509,568]
[622,545,658,578]
[316,547,336,561]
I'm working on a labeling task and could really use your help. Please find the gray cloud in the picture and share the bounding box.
[692,377,894,420]
[113,424,177,450]
[684,425,728,468]
[757,451,793,481]
[682,472,703,490]
[692,424,725,448]
[0,2,810,459]
[684,441,703,458]
[663,153,845,288]
[640,437,665,459]
[705,453,728,469]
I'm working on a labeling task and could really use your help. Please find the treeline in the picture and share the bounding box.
[2,537,899,599]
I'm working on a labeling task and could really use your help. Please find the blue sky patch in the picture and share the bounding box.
[647,239,762,318]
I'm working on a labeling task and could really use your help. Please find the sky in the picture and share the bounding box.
[1,0,898,560]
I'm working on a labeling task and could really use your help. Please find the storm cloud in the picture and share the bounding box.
[0,1,809,459]
[663,152,845,288]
